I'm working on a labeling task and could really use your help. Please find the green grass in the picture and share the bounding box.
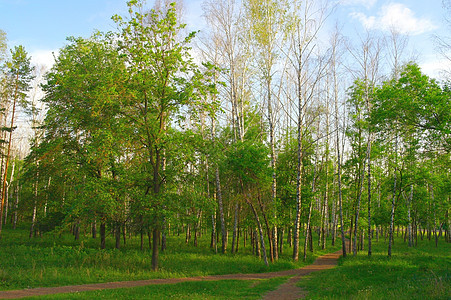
[0,226,340,291]
[24,277,288,299]
[298,236,451,299]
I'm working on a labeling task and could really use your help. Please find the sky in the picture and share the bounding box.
[0,0,449,78]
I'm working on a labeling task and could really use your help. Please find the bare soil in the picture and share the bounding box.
[0,248,343,299]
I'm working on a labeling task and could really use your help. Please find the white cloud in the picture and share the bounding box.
[350,3,437,35]
[420,56,451,80]
[30,49,57,69]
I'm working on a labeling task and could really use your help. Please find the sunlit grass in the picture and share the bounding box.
[298,236,451,299]
[24,277,289,299]
[0,226,340,290]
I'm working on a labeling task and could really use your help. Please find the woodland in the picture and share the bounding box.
[0,0,449,297]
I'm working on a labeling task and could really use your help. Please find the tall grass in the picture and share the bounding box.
[298,236,451,299]
[25,278,289,299]
[0,226,340,290]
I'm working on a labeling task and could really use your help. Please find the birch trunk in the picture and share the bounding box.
[408,185,413,247]
[231,203,239,254]
[388,132,398,258]
[247,198,268,266]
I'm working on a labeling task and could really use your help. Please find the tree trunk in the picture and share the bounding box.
[331,174,337,246]
[337,139,346,258]
[254,228,260,257]
[279,228,284,254]
[388,133,398,258]
[161,217,167,251]
[211,212,217,252]
[0,74,19,236]
[92,220,97,239]
[408,185,413,247]
[231,203,239,254]
[268,87,278,261]
[29,201,37,238]
[4,161,15,225]
[185,223,191,243]
[123,221,127,246]
[74,221,80,241]
[349,218,354,254]
[292,113,303,261]
[115,222,121,249]
[447,202,451,243]
[100,221,106,249]
[151,227,160,271]
[29,167,39,239]
[353,144,367,256]
[235,223,240,253]
[12,182,19,230]
[216,167,227,253]
[322,101,330,251]
[247,198,268,266]
[303,199,314,261]
[309,226,313,252]
[194,210,202,247]
[367,137,373,256]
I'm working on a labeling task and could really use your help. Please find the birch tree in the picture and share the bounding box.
[243,0,290,262]
[202,0,247,254]
[289,0,329,261]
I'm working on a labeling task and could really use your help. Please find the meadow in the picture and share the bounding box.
[298,235,451,299]
[1,226,449,299]
[0,225,338,293]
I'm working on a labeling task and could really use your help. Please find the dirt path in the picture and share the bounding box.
[0,248,343,299]
[262,250,343,300]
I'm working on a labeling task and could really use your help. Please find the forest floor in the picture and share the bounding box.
[0,248,343,299]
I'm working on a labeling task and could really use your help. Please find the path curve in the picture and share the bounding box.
[262,250,343,300]
[0,248,343,299]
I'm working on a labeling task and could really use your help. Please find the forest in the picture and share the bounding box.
[0,0,449,298]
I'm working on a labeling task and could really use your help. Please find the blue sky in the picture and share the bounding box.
[0,0,448,77]
[333,0,448,77]
[1,0,128,63]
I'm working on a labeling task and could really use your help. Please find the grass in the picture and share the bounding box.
[24,277,289,299]
[0,225,340,291]
[298,236,451,299]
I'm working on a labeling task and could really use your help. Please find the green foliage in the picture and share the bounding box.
[372,63,451,152]
[33,34,128,235]
[22,1,219,259]
[6,45,35,106]
[226,140,270,188]
[276,128,315,223]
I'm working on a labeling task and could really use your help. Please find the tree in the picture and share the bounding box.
[113,0,217,270]
[373,63,451,153]
[372,63,451,256]
[328,28,347,256]
[288,0,330,261]
[201,0,251,254]
[0,45,34,236]
[39,34,127,246]
[226,139,271,266]
[243,0,291,262]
